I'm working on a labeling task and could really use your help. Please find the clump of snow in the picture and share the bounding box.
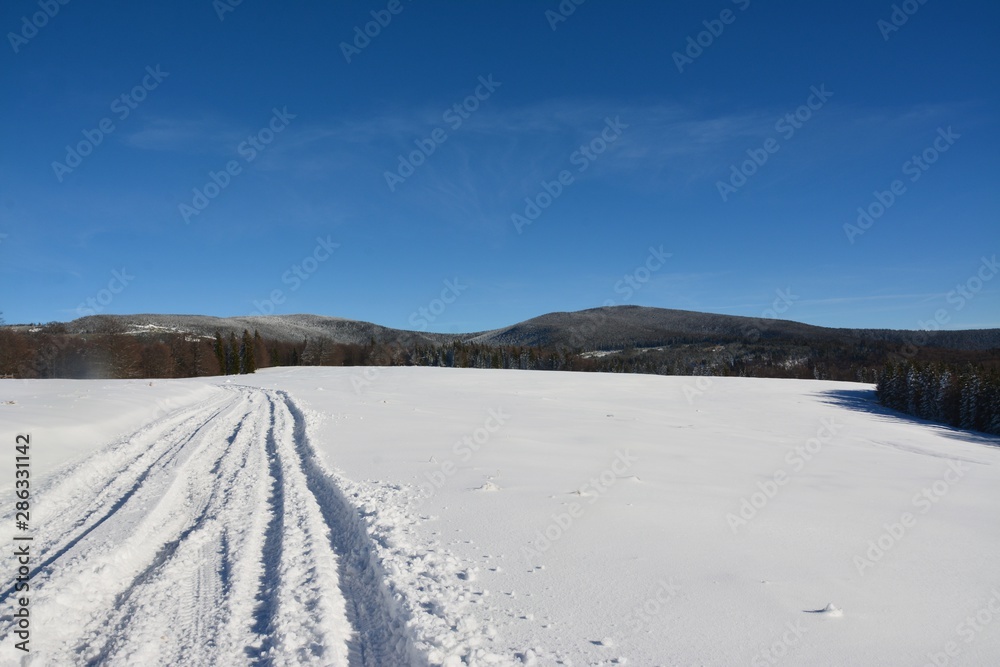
[812,602,843,617]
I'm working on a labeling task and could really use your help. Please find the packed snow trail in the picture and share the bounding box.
[0,386,417,667]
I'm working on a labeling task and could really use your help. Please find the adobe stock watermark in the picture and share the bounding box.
[385,75,501,192]
[717,84,832,202]
[51,66,169,183]
[944,255,997,313]
[414,408,510,507]
[877,0,931,41]
[566,245,672,348]
[545,0,587,31]
[178,106,296,224]
[683,287,799,403]
[340,0,410,64]
[673,0,751,73]
[726,417,842,534]
[511,116,628,234]
[749,619,808,667]
[853,459,969,576]
[408,278,468,331]
[614,246,673,301]
[521,450,638,563]
[736,287,800,343]
[843,126,959,244]
[251,236,339,315]
[350,365,383,395]
[891,255,997,362]
[75,268,135,317]
[921,588,1000,667]
[7,0,72,53]
[213,0,245,21]
[624,578,680,634]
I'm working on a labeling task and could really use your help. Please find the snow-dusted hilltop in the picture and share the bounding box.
[5,306,998,384]
[46,306,1000,350]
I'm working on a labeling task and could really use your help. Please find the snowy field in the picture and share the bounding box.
[1,367,999,666]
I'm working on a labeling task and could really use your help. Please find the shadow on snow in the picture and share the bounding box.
[815,387,1000,449]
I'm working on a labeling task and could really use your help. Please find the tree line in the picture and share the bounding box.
[876,361,1000,435]
[0,323,305,379]
[214,330,265,375]
[2,325,997,384]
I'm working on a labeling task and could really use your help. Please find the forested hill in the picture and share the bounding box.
[1,306,998,380]
[469,306,1000,351]
[33,307,1000,351]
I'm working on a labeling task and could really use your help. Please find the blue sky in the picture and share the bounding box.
[1,0,997,332]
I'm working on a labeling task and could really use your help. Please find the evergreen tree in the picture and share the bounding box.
[986,375,1000,434]
[227,332,239,375]
[959,369,979,430]
[241,329,256,374]
[254,329,270,369]
[906,365,922,416]
[191,341,205,376]
[214,332,226,375]
[919,365,938,421]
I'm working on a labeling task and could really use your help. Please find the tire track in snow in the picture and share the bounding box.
[247,390,416,666]
[79,389,271,666]
[277,391,418,667]
[0,388,238,605]
[0,386,419,666]
[4,389,258,663]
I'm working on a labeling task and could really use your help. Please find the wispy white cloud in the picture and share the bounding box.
[123,117,244,153]
[114,98,971,236]
[795,292,951,306]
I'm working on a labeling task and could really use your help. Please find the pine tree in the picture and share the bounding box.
[254,330,270,369]
[920,366,938,421]
[214,332,226,375]
[191,341,204,376]
[937,368,960,426]
[885,362,904,411]
[986,374,1000,435]
[959,369,979,430]
[241,330,256,374]
[227,332,239,375]
[906,365,923,416]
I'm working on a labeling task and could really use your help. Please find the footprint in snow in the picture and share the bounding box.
[475,481,501,492]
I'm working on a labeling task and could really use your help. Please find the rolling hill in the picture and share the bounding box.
[52,306,1000,352]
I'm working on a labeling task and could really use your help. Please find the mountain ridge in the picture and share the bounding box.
[29,306,1000,352]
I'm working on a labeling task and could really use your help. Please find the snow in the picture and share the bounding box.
[2,367,1000,665]
[0,378,218,479]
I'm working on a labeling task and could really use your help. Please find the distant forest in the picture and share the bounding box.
[4,320,1000,436]
[3,320,999,384]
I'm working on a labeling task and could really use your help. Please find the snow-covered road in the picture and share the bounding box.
[0,386,413,666]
